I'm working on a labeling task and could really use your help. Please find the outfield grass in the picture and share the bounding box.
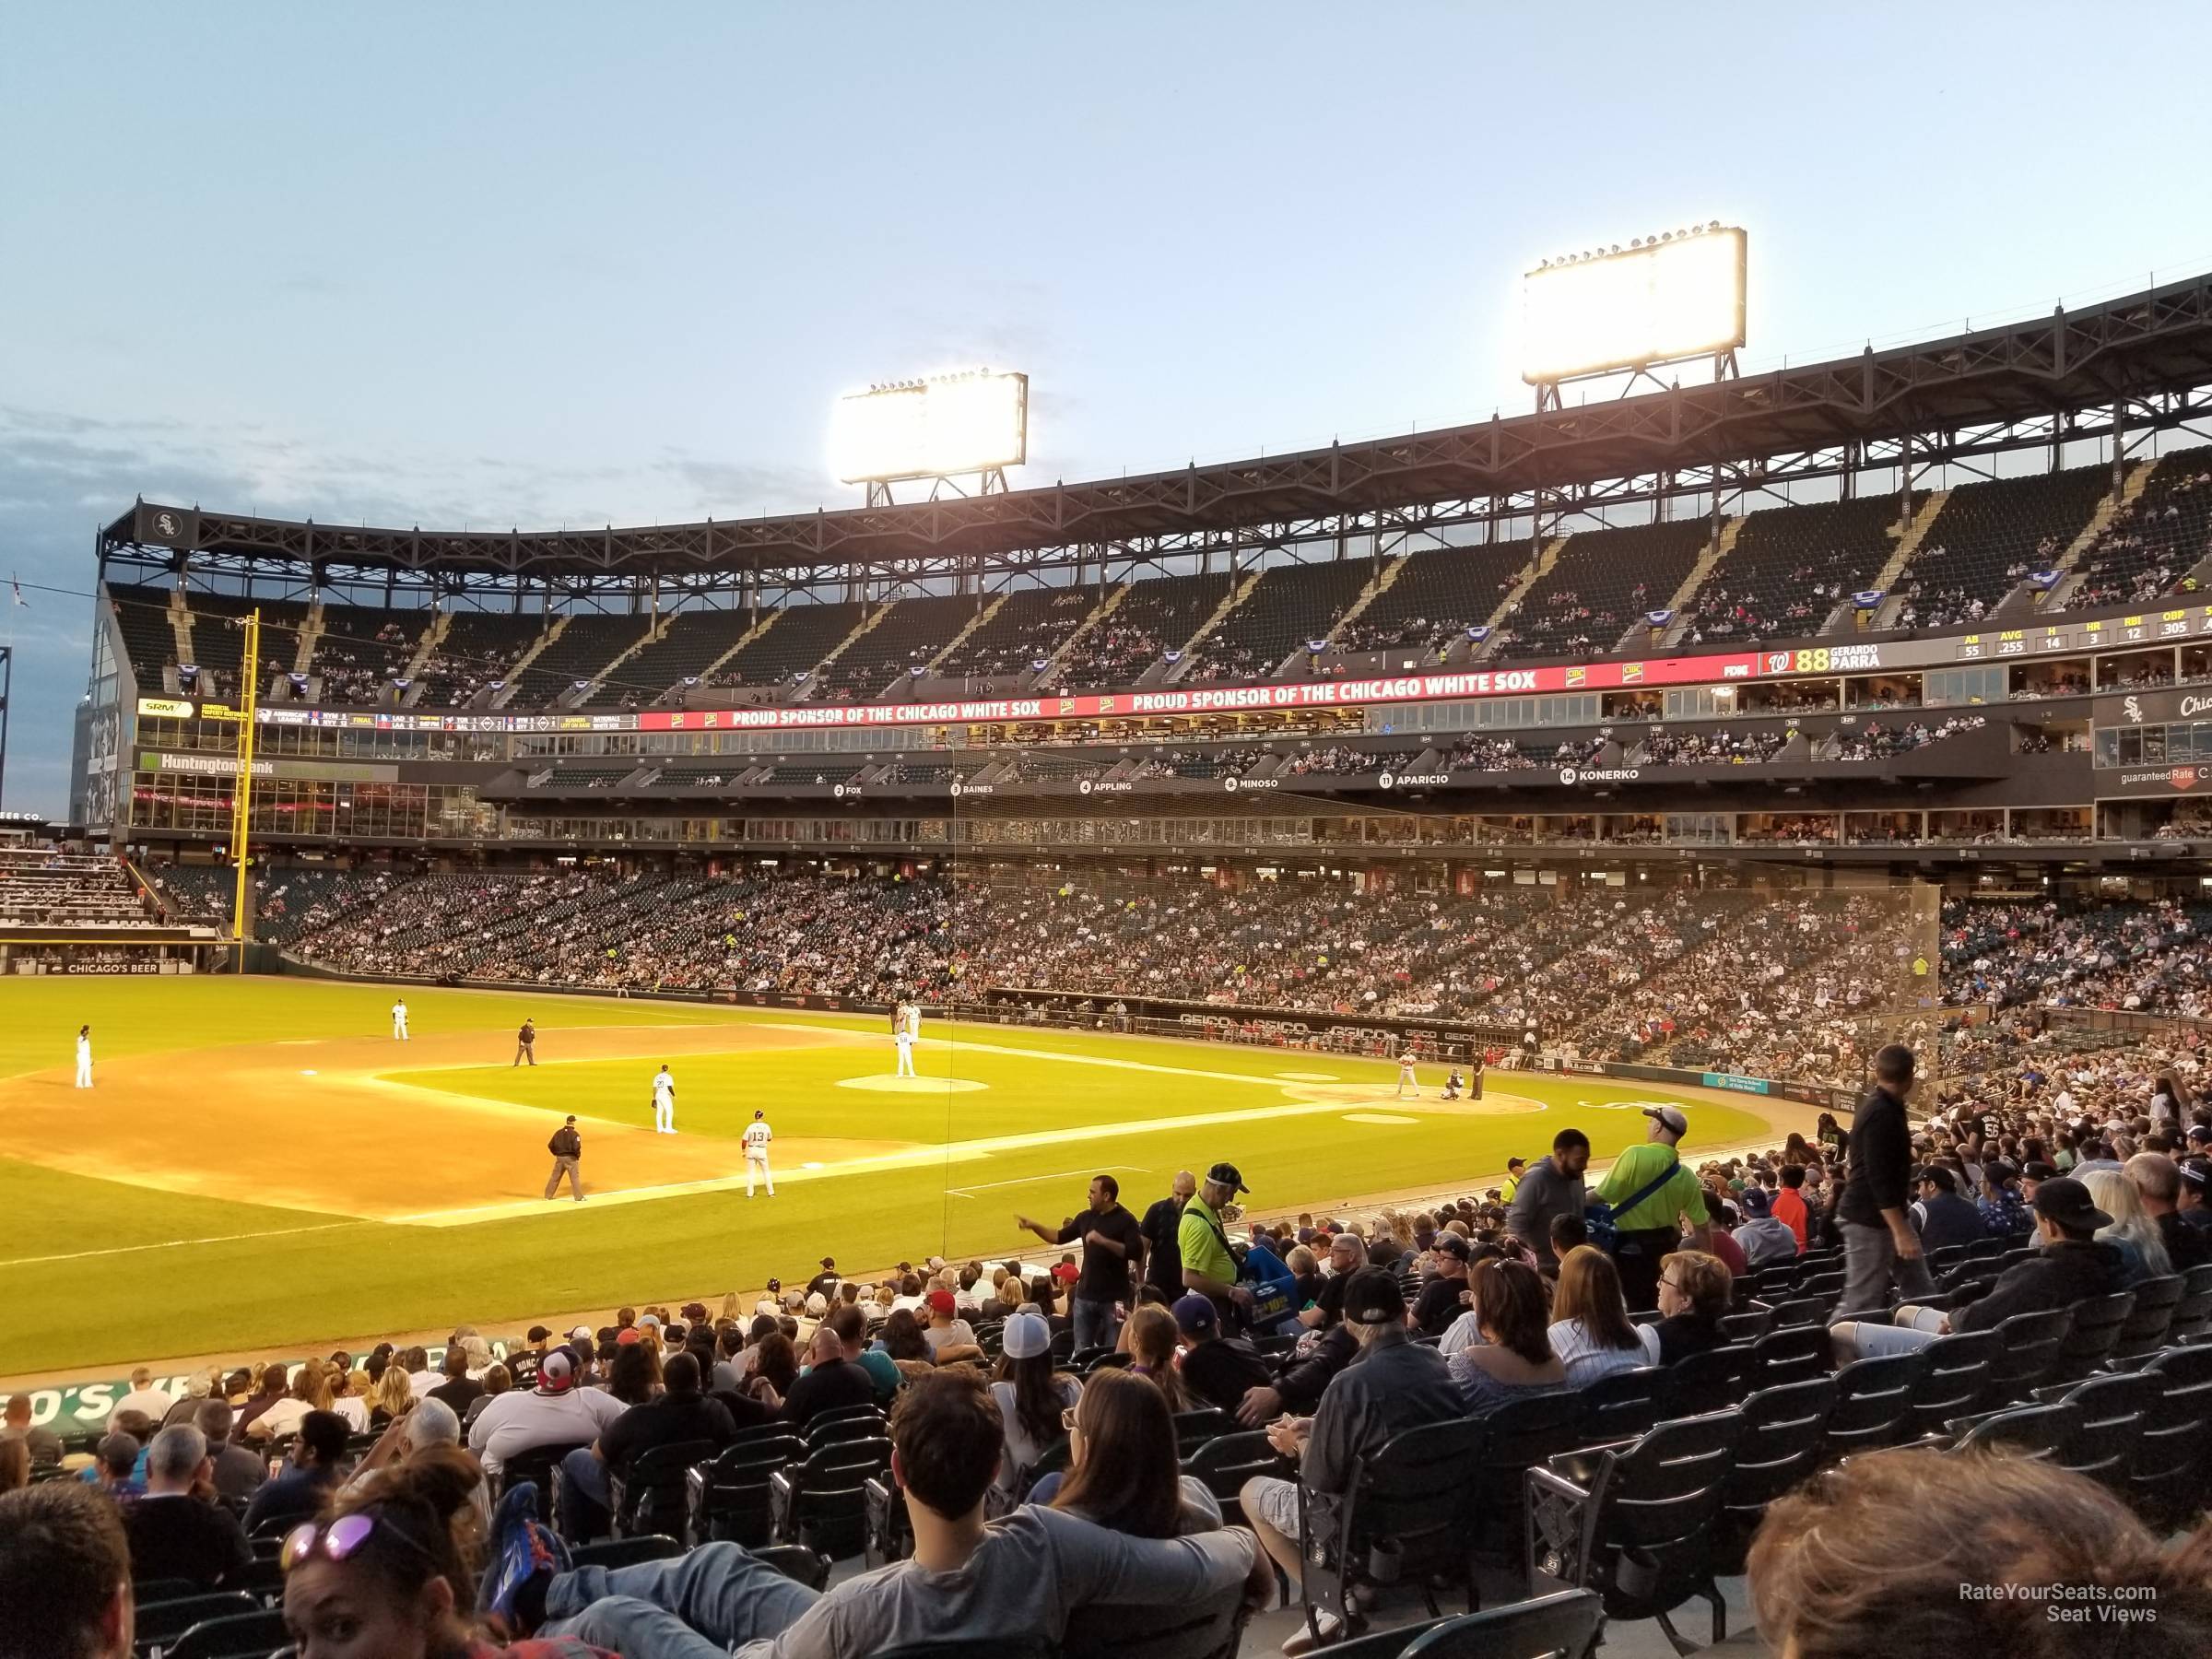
[0,976,1775,1375]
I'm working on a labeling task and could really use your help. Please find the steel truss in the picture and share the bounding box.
[99,273,2212,609]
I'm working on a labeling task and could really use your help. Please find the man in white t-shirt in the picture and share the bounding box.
[392,998,409,1041]
[743,1110,774,1197]
[652,1065,677,1135]
[465,1349,626,1478]
[76,1025,93,1089]
[108,1368,173,1432]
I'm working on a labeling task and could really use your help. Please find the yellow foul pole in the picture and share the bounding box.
[229,608,262,971]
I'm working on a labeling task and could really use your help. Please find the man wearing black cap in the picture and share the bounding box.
[2178,1156,2212,1238]
[1831,1043,1936,1324]
[1180,1163,1254,1325]
[1239,1267,1462,1655]
[1831,1176,2127,1363]
[806,1259,841,1300]
[1911,1166,1987,1256]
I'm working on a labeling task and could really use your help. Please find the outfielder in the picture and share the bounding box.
[894,998,919,1078]
[392,997,409,1041]
[743,1108,774,1197]
[652,1064,677,1135]
[75,1024,92,1089]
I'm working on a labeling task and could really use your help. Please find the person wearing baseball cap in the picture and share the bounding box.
[1589,1104,1711,1313]
[2178,1155,2212,1237]
[806,1258,841,1300]
[465,1344,625,1480]
[1911,1165,1986,1256]
[1239,1266,1463,1653]
[1831,1044,1941,1328]
[1170,1292,1273,1416]
[1178,1163,1254,1326]
[1831,1175,2127,1365]
[1733,1185,1799,1270]
[921,1289,981,1364]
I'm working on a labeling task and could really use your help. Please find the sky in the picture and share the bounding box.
[5,3,2211,816]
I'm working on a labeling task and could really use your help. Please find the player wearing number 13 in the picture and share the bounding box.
[743,1110,774,1197]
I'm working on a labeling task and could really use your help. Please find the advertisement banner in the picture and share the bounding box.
[1700,1071,1774,1095]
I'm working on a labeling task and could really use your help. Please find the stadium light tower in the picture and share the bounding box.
[830,369,1029,507]
[1522,224,1747,412]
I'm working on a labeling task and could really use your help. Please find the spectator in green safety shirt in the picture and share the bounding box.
[1180,1162,1254,1327]
[1593,1106,1711,1313]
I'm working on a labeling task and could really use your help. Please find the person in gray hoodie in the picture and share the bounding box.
[1733,1186,1801,1268]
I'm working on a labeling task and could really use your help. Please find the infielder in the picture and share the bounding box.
[75,1024,93,1089]
[392,997,409,1041]
[743,1108,774,1197]
[894,998,919,1078]
[652,1064,677,1135]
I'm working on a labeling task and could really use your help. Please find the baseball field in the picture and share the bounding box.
[0,976,1793,1379]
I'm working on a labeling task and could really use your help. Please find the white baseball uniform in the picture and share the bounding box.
[894,1001,917,1077]
[743,1118,774,1196]
[1396,1055,1418,1099]
[75,1032,92,1088]
[392,1000,409,1041]
[653,1067,677,1135]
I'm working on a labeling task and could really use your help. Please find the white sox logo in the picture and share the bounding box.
[2124,695,2145,724]
[154,512,181,537]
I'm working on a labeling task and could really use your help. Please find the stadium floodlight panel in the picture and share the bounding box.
[830,369,1029,485]
[1520,226,1747,384]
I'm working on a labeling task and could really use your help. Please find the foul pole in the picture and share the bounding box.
[228,608,262,971]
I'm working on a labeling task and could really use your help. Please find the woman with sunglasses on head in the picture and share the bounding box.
[282,1444,610,1658]
[1030,1367,1220,1536]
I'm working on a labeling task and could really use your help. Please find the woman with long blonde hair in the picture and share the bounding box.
[369,1360,417,1430]
[1548,1245,1660,1385]
[2079,1165,2171,1285]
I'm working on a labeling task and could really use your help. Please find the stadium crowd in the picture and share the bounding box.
[10,1071,2212,1657]
[146,865,2212,1089]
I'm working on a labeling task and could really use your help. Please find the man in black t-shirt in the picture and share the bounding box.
[124,1424,253,1592]
[1299,1232,1366,1330]
[1409,1233,1473,1336]
[1171,1294,1273,1415]
[806,1257,841,1300]
[559,1353,734,1539]
[1018,1173,1147,1352]
[1140,1171,1196,1304]
[775,1316,880,1430]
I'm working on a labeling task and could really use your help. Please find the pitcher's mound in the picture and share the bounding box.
[838,1075,989,1094]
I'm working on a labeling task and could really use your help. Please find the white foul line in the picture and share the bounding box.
[945,1165,1147,1198]
[0,1222,358,1270]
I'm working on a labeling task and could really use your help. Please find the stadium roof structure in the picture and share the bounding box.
[102,269,2212,595]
